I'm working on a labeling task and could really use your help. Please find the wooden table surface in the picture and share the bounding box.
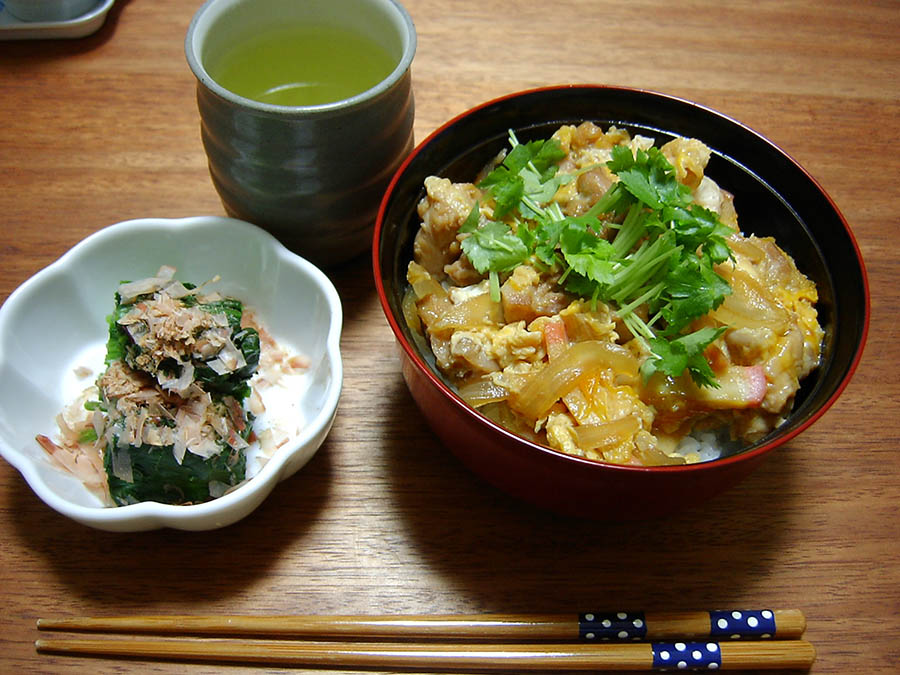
[1,1,898,673]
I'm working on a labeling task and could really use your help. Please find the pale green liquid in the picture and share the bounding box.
[209,24,398,106]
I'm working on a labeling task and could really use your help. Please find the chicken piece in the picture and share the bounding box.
[725,326,775,363]
[758,329,806,413]
[552,123,630,217]
[413,176,482,279]
[447,322,545,378]
[661,137,711,189]
[554,300,618,343]
[745,236,823,378]
[444,254,484,286]
[717,232,823,407]
[500,265,571,324]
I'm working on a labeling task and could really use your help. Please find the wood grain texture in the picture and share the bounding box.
[0,0,898,673]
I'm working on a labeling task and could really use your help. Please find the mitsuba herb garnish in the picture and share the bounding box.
[460,129,734,387]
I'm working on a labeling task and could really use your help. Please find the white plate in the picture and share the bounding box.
[0,0,114,40]
[0,216,343,531]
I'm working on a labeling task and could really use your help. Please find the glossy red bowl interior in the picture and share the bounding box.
[373,85,869,518]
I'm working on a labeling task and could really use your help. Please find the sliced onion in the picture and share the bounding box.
[726,235,765,262]
[712,267,788,331]
[572,415,640,450]
[511,341,639,420]
[408,263,447,301]
[458,377,510,407]
[415,293,453,332]
[401,288,422,333]
[110,446,134,484]
[432,292,501,332]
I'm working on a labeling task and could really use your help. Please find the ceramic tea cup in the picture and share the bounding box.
[185,0,416,266]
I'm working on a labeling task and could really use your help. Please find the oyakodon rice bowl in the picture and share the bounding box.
[375,86,868,518]
[406,123,823,467]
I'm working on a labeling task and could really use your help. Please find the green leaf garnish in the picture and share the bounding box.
[460,217,529,302]
[640,326,727,387]
[478,131,566,221]
[462,128,734,386]
[78,428,99,444]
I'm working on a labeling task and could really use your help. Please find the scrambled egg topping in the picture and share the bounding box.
[406,122,823,466]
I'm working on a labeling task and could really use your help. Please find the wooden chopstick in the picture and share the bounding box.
[36,611,812,670]
[37,609,806,641]
[34,636,817,670]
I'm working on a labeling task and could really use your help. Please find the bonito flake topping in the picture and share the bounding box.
[36,266,309,507]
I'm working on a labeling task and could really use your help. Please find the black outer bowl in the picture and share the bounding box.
[374,85,869,518]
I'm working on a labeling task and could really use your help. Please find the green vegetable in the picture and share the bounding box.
[460,204,528,302]
[641,326,727,388]
[106,287,261,400]
[104,298,131,366]
[192,327,261,399]
[104,439,246,507]
[100,275,260,506]
[478,133,567,220]
[459,129,734,386]
[78,428,98,444]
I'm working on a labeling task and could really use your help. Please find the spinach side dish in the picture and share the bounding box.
[37,266,307,506]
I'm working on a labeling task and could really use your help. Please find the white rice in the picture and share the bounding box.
[672,428,739,464]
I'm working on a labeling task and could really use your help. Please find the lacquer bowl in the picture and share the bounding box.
[374,85,868,519]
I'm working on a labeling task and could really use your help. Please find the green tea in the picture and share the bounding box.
[209,24,398,106]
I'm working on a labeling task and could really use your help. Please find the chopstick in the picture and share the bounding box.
[37,609,806,641]
[36,611,813,670]
[34,636,817,670]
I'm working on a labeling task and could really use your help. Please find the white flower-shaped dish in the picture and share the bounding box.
[0,216,343,531]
